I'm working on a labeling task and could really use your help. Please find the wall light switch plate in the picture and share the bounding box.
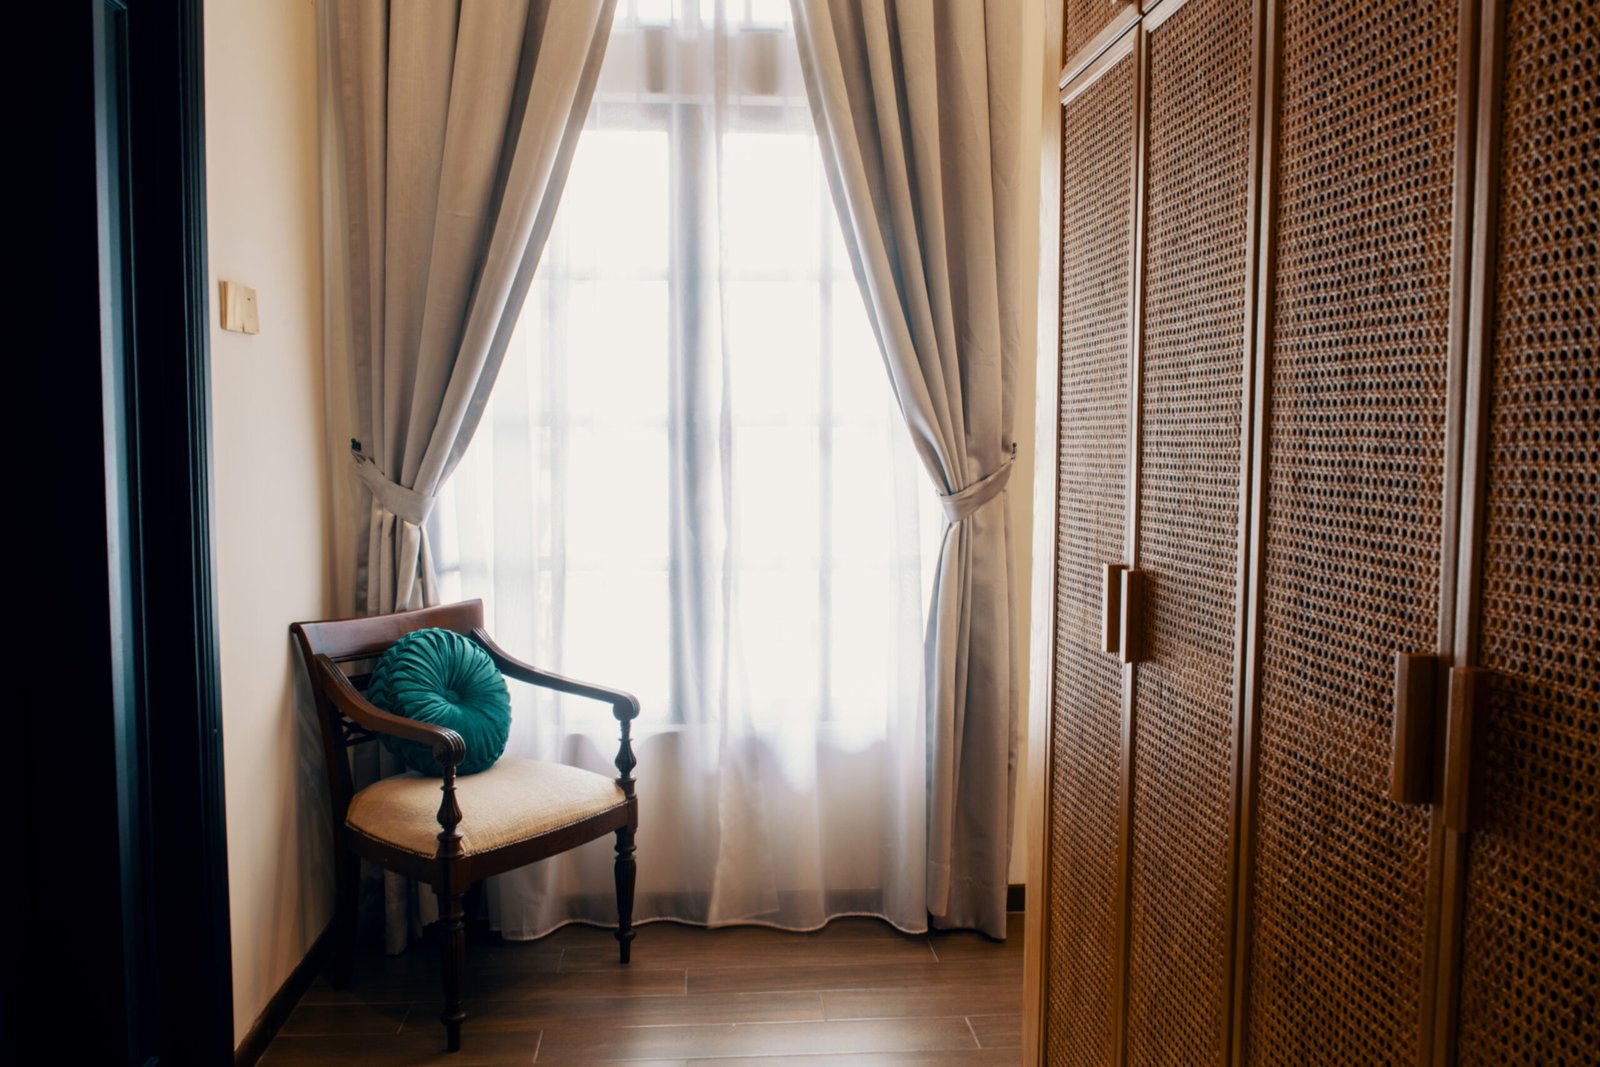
[220,280,260,334]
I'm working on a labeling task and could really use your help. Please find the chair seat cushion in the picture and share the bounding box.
[366,628,512,776]
[346,758,627,858]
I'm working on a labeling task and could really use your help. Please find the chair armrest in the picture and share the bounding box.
[470,628,641,722]
[312,654,466,770]
[469,627,639,801]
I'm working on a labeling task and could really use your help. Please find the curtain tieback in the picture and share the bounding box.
[351,450,437,527]
[938,456,1014,524]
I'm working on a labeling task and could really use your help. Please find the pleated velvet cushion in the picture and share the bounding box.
[366,628,511,776]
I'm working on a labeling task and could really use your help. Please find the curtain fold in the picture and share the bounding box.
[324,0,617,951]
[790,0,1022,938]
[331,0,618,618]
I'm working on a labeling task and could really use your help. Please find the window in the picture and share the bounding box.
[434,1,933,733]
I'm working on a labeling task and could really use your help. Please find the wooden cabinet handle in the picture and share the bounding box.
[1391,652,1446,804]
[1118,567,1148,665]
[1102,563,1148,663]
[1443,667,1493,833]
[1103,563,1126,655]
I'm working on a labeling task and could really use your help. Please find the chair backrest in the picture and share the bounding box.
[290,600,486,819]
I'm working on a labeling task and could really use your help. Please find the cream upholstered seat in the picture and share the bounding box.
[346,758,627,858]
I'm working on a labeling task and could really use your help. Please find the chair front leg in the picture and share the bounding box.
[439,889,466,1052]
[614,825,637,964]
[434,760,467,1051]
[610,698,638,966]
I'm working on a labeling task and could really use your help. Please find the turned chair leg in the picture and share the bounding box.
[331,845,358,989]
[439,891,466,1052]
[614,825,637,964]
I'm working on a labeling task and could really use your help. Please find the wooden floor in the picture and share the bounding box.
[261,913,1023,1065]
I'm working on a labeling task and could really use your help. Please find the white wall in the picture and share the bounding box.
[204,0,333,1045]
[1008,0,1046,887]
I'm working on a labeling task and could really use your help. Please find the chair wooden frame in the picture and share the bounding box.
[290,600,640,1052]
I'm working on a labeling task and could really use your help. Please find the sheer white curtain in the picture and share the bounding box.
[433,0,938,937]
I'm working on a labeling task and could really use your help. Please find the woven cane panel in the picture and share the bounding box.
[1457,2,1598,1062]
[1048,54,1135,1067]
[1245,0,1460,1062]
[1125,0,1253,1062]
[1065,0,1131,70]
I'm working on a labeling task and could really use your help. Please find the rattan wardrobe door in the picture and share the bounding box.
[1046,46,1138,1067]
[1123,0,1253,1063]
[1242,0,1463,1062]
[1065,0,1135,70]
[1454,2,1598,1062]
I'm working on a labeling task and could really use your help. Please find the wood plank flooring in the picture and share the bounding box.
[261,913,1023,1065]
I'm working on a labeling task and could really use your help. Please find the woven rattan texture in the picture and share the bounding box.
[1457,1,1598,1062]
[1065,0,1131,69]
[1125,0,1252,1061]
[1048,53,1136,1067]
[1245,0,1460,1061]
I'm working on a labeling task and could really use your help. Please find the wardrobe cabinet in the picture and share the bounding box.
[1046,37,1137,1067]
[1449,2,1597,1063]
[1242,0,1466,1060]
[1025,0,1597,1064]
[1125,0,1255,1063]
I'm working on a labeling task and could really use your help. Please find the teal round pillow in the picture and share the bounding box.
[366,628,511,776]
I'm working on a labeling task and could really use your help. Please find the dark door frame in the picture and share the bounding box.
[120,0,235,1059]
[11,1,233,1063]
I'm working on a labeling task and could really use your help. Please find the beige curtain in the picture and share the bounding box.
[790,0,1022,937]
[329,0,616,616]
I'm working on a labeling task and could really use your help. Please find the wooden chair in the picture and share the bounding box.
[290,600,639,1052]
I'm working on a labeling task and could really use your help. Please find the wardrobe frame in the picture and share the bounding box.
[1022,0,1512,1063]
